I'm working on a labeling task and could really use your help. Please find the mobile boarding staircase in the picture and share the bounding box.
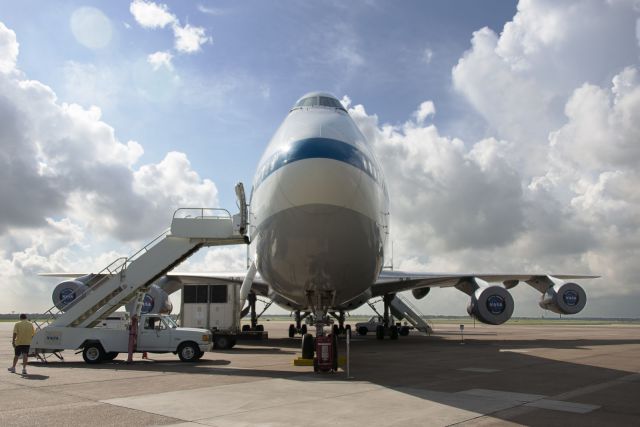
[390,294,433,335]
[32,186,249,360]
[368,293,434,335]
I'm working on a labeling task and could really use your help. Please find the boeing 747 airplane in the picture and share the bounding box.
[44,92,598,358]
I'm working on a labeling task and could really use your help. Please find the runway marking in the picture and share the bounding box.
[457,368,501,373]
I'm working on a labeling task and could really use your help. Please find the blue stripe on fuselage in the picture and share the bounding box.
[253,137,380,190]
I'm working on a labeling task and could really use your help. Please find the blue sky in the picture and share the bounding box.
[1,1,639,317]
[0,0,517,208]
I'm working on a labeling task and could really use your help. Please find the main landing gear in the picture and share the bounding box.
[288,310,309,338]
[370,294,410,340]
[241,291,271,332]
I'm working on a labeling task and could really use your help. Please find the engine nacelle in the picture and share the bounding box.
[539,282,586,315]
[52,280,88,311]
[126,284,173,315]
[412,287,431,300]
[467,285,514,325]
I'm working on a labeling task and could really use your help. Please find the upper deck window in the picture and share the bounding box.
[293,95,346,112]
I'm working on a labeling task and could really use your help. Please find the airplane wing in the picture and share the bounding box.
[371,270,600,297]
[40,271,270,297]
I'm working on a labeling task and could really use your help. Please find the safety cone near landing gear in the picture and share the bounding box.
[142,352,148,359]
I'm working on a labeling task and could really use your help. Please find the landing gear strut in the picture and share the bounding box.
[242,291,271,332]
[288,310,309,337]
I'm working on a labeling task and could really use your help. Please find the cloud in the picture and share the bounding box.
[422,48,433,64]
[173,24,211,54]
[129,0,176,29]
[413,101,435,124]
[129,1,211,59]
[0,22,18,74]
[197,4,227,16]
[344,1,640,317]
[147,50,174,70]
[0,21,223,311]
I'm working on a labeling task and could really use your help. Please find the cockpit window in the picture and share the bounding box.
[294,96,346,112]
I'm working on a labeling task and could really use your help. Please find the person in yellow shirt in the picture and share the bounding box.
[8,314,34,375]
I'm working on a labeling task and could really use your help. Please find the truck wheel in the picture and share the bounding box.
[193,350,204,360]
[178,342,199,362]
[215,335,232,350]
[288,324,295,338]
[358,326,368,336]
[301,333,314,359]
[376,325,384,340]
[82,343,105,364]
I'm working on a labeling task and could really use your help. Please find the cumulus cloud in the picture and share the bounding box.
[347,0,640,317]
[0,21,221,312]
[173,24,211,54]
[0,22,18,74]
[147,50,174,70]
[129,0,176,29]
[130,1,211,61]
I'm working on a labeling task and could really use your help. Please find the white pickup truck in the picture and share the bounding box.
[32,313,212,364]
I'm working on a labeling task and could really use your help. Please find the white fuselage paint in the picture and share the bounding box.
[249,94,389,312]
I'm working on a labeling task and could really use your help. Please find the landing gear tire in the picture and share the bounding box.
[376,325,384,340]
[346,324,352,338]
[358,326,368,336]
[301,325,307,335]
[83,343,105,364]
[332,324,339,336]
[399,326,410,337]
[390,325,399,340]
[302,333,315,359]
[178,342,200,362]
[255,324,264,332]
[242,324,250,332]
[288,324,295,338]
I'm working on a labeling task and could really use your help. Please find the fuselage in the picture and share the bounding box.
[249,92,389,312]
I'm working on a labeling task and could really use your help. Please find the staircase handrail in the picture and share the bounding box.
[173,207,232,220]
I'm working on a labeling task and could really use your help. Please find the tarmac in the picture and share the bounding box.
[1,320,639,426]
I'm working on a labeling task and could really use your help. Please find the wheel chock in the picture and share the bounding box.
[293,357,314,366]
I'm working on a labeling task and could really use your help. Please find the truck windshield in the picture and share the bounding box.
[163,316,178,328]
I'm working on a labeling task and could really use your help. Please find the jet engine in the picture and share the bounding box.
[539,282,586,315]
[412,287,431,300]
[125,277,182,314]
[466,286,514,325]
[52,279,88,311]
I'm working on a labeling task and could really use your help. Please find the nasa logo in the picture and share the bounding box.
[486,295,506,315]
[60,288,76,305]
[141,294,154,314]
[563,290,579,306]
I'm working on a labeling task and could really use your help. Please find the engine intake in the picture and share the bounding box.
[539,282,586,315]
[467,286,514,325]
[52,280,88,311]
